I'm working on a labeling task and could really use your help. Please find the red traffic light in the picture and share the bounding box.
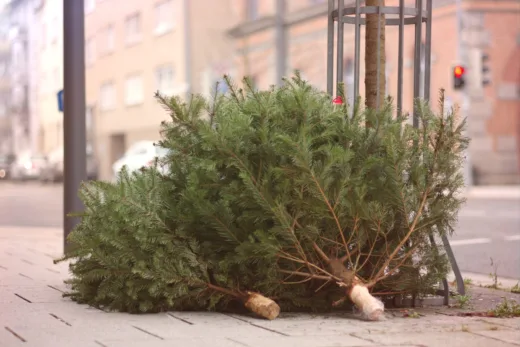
[454,65,465,78]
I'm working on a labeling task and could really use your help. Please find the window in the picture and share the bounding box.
[100,82,116,111]
[101,25,114,54]
[125,74,143,106]
[85,37,95,66]
[247,0,258,20]
[155,1,174,35]
[85,0,95,14]
[155,65,174,94]
[125,13,141,45]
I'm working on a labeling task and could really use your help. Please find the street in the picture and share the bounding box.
[1,181,519,279]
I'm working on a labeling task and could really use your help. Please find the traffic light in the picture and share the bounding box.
[453,65,466,90]
[481,53,491,87]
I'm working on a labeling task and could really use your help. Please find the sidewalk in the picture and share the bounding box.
[1,226,519,347]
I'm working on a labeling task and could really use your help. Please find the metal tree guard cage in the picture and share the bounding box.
[326,0,465,301]
[327,0,432,124]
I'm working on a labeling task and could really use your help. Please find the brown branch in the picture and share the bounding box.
[368,187,430,286]
[279,269,332,282]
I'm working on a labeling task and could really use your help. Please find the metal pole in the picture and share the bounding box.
[275,0,286,85]
[424,0,432,102]
[336,0,344,89]
[327,0,334,95]
[353,0,361,105]
[397,0,404,117]
[63,0,87,253]
[412,0,423,128]
[183,0,192,97]
[375,1,381,111]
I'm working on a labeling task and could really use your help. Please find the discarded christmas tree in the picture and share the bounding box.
[57,73,468,320]
[55,167,280,319]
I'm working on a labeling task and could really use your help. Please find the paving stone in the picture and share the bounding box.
[479,317,520,330]
[231,335,375,347]
[353,331,516,347]
[471,330,520,345]
[98,337,246,347]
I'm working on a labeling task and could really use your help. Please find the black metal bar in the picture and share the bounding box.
[63,0,87,253]
[353,0,361,105]
[327,0,335,95]
[442,233,466,295]
[336,0,345,88]
[275,0,286,85]
[424,0,432,102]
[397,0,404,117]
[412,0,423,128]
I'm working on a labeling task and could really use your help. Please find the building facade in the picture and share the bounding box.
[228,0,520,185]
[3,0,41,157]
[35,0,63,155]
[0,6,11,154]
[85,0,239,180]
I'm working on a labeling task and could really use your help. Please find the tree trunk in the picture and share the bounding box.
[329,259,385,321]
[365,0,386,114]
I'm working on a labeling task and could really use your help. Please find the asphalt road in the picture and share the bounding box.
[1,181,519,279]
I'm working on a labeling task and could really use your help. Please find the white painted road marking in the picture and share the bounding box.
[450,238,492,246]
[504,235,520,241]
[458,210,519,219]
[450,235,520,246]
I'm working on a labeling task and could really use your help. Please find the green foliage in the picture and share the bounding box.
[489,298,520,317]
[57,72,468,314]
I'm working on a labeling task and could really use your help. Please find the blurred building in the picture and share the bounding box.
[228,0,520,185]
[85,0,239,180]
[35,0,63,155]
[2,0,41,157]
[0,6,11,154]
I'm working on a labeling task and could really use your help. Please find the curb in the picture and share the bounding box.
[464,186,520,200]
[449,271,519,290]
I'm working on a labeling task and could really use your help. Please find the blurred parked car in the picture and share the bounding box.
[40,145,98,183]
[112,141,169,179]
[0,154,15,180]
[9,152,47,181]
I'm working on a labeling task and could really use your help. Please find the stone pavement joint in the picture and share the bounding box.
[1,226,519,347]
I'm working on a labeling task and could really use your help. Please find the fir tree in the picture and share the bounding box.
[57,73,468,320]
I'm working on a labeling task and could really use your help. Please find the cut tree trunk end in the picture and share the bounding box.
[348,281,385,321]
[328,258,385,321]
[244,292,281,320]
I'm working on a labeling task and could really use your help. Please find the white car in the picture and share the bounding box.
[112,141,170,179]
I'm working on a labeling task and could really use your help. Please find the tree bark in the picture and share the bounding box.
[365,0,386,114]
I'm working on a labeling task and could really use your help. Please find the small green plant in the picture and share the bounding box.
[455,294,472,309]
[511,282,520,294]
[489,298,520,318]
[402,309,420,318]
[487,258,501,289]
[463,278,473,285]
[461,324,470,332]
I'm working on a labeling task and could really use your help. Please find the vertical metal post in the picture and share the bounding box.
[397,0,404,117]
[183,0,192,97]
[424,0,432,102]
[336,0,344,89]
[353,0,361,104]
[63,0,87,253]
[375,1,382,110]
[275,0,286,86]
[327,0,334,95]
[412,0,423,128]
